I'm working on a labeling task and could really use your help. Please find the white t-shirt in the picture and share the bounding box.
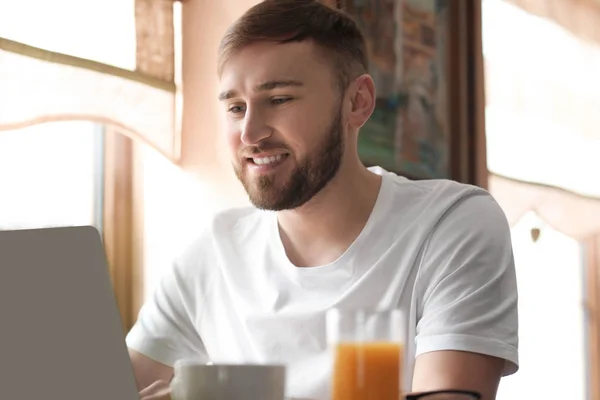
[126,167,519,400]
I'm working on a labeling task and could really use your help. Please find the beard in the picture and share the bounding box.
[233,105,345,211]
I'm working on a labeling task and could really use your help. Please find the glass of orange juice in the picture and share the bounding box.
[326,308,405,400]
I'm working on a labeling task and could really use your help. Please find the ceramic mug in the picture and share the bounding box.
[170,360,286,400]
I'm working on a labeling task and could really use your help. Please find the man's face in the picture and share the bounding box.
[218,41,346,211]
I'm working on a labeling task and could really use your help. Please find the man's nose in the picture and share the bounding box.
[240,109,272,145]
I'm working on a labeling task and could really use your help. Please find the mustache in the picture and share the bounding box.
[238,143,291,157]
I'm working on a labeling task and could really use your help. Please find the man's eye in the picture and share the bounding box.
[271,97,291,105]
[228,105,245,114]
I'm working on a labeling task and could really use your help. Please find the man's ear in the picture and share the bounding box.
[347,74,376,129]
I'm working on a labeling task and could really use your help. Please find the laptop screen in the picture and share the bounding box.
[0,226,139,400]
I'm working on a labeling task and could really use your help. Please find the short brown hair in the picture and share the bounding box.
[218,0,369,93]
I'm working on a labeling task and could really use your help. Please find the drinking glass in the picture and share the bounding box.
[326,308,406,400]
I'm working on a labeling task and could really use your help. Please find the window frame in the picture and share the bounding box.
[585,236,600,400]
[101,126,144,334]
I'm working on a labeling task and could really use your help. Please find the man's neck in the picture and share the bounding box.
[276,164,382,267]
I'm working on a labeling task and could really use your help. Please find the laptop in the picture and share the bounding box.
[0,225,139,400]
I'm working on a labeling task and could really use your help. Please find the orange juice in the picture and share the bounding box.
[331,342,402,400]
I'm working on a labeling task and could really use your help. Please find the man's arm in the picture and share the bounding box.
[125,245,209,395]
[412,350,504,399]
[129,349,174,392]
[411,187,519,399]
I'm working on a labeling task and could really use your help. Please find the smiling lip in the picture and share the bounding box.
[245,153,290,173]
[243,150,288,158]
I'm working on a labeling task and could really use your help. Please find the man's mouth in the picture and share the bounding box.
[247,153,290,165]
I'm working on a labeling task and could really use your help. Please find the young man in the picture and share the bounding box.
[126,1,519,399]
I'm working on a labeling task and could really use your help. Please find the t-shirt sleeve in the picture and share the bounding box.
[414,188,519,376]
[125,257,208,367]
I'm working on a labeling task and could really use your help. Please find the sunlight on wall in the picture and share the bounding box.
[140,144,249,300]
[482,0,600,198]
[496,211,587,400]
[486,105,600,198]
[482,0,600,96]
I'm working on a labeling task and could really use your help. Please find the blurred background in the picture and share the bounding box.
[0,0,598,399]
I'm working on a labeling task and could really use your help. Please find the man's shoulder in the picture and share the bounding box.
[372,166,483,199]
[407,178,506,230]
[406,179,512,262]
[368,167,506,241]
[380,169,494,218]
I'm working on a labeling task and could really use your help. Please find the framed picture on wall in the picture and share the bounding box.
[332,0,487,186]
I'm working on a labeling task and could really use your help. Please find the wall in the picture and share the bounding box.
[179,0,260,183]
[141,0,260,299]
